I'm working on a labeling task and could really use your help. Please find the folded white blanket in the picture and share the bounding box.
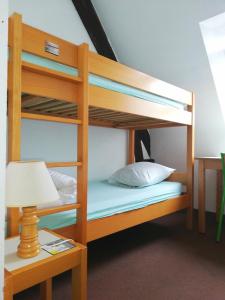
[38,192,76,209]
[48,169,77,190]
[36,170,77,210]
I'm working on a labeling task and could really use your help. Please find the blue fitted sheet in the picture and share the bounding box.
[39,180,183,230]
[21,52,186,110]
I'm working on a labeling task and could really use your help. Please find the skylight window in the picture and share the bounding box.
[200,12,225,122]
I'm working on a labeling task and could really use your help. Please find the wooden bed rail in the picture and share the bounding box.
[168,172,187,185]
[21,112,82,125]
[89,51,193,106]
[46,162,82,168]
[8,20,79,68]
[89,85,192,125]
[9,14,193,109]
[8,14,193,129]
[37,203,80,217]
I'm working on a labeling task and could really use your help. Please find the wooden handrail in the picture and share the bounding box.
[22,61,82,83]
[21,112,81,125]
[46,161,82,168]
[37,203,80,217]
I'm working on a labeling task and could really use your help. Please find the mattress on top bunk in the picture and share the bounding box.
[39,180,183,230]
[21,52,186,110]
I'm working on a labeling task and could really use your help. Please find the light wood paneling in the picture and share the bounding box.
[4,270,13,300]
[37,203,80,217]
[168,172,187,185]
[87,195,189,242]
[196,157,222,233]
[198,159,205,233]
[216,170,222,221]
[46,161,81,168]
[54,194,189,243]
[21,94,190,129]
[22,68,78,103]
[22,112,81,125]
[40,279,52,300]
[21,23,78,67]
[89,51,192,105]
[76,44,89,245]
[89,85,192,125]
[186,93,195,229]
[22,61,82,83]
[128,129,135,164]
[8,13,22,236]
[72,247,87,300]
[7,13,194,243]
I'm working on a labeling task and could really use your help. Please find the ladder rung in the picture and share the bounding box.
[37,203,80,217]
[22,61,82,83]
[21,112,81,125]
[46,162,82,168]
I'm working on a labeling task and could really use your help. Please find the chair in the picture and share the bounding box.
[216,153,225,242]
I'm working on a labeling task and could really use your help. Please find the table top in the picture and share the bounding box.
[195,156,220,160]
[5,230,80,272]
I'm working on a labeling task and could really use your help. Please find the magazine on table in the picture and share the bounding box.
[41,238,75,255]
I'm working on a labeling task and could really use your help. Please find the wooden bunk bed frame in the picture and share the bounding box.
[7,14,194,245]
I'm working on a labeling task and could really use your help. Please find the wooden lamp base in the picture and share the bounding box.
[17,206,40,258]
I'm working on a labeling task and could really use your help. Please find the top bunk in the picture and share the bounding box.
[8,13,194,130]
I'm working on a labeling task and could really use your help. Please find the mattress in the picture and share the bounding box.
[39,180,183,230]
[21,52,186,110]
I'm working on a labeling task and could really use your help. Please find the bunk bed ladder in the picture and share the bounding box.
[8,14,89,245]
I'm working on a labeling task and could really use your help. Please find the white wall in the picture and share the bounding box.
[9,0,127,180]
[9,0,95,50]
[0,0,8,298]
[92,0,225,212]
[21,120,127,180]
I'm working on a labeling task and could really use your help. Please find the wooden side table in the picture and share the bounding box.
[196,157,222,233]
[4,270,13,300]
[4,229,87,300]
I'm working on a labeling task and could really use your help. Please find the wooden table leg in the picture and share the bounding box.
[72,248,87,300]
[198,160,206,233]
[40,278,52,300]
[216,170,222,221]
[4,271,13,300]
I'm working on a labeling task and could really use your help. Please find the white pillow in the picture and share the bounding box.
[108,162,175,187]
[48,169,77,190]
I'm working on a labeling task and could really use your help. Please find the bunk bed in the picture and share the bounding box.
[7,13,194,245]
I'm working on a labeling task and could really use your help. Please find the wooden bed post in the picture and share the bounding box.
[7,13,22,236]
[186,93,195,229]
[76,43,89,244]
[128,128,135,164]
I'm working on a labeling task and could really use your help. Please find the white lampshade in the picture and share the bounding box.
[6,161,59,207]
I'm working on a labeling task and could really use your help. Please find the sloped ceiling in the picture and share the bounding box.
[92,0,225,156]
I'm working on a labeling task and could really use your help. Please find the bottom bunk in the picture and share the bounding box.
[38,180,190,242]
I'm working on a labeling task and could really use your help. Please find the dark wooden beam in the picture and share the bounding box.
[71,0,151,161]
[71,0,117,61]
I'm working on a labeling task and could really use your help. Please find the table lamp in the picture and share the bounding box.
[6,161,59,259]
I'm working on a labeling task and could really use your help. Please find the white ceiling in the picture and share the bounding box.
[92,0,225,86]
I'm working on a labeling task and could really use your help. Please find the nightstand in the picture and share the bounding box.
[4,229,87,300]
